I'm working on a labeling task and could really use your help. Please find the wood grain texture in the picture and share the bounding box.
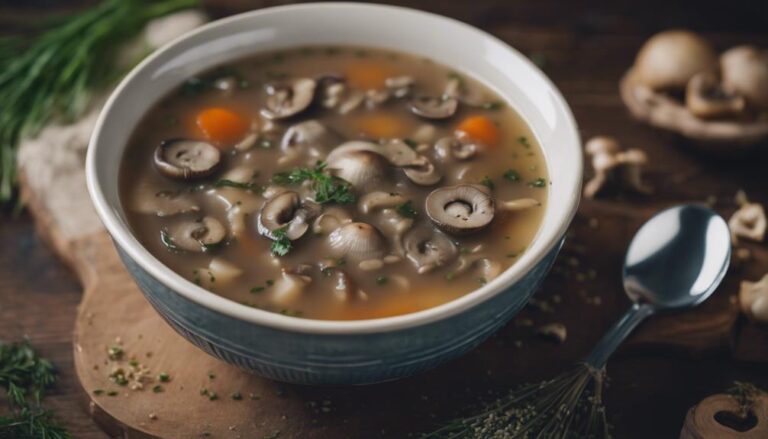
[2,1,768,438]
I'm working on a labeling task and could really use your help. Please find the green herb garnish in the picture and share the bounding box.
[107,346,124,361]
[270,227,293,257]
[231,391,243,401]
[158,372,170,383]
[396,200,418,219]
[518,136,532,148]
[480,176,495,190]
[528,178,547,188]
[271,161,355,205]
[403,138,418,149]
[160,229,179,252]
[250,286,265,294]
[375,276,388,285]
[503,169,520,182]
[0,0,200,205]
[152,385,163,393]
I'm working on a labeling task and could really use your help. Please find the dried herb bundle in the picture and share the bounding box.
[0,340,69,439]
[0,0,200,205]
[423,363,610,439]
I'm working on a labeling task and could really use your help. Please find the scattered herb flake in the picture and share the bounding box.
[152,385,163,393]
[395,200,418,219]
[93,389,104,396]
[375,276,388,285]
[107,390,119,396]
[480,176,495,190]
[403,138,418,149]
[518,136,532,148]
[270,227,293,257]
[482,101,504,111]
[528,178,547,188]
[160,229,179,252]
[231,391,243,401]
[250,286,266,294]
[213,179,262,192]
[158,373,170,383]
[503,169,521,182]
[107,346,124,360]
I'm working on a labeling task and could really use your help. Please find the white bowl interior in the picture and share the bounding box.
[87,3,582,334]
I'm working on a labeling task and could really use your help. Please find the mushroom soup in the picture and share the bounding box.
[120,46,548,320]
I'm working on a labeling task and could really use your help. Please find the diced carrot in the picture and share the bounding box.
[344,61,395,90]
[195,107,249,146]
[355,113,407,139]
[455,115,500,146]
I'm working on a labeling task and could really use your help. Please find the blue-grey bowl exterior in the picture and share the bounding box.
[116,239,562,385]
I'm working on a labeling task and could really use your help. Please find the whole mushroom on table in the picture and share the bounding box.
[621,30,768,149]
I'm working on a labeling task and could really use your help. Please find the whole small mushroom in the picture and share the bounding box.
[634,30,718,91]
[721,46,768,111]
[165,216,226,252]
[327,222,387,262]
[739,273,768,324]
[728,194,766,243]
[403,226,458,274]
[257,191,321,241]
[686,71,747,119]
[408,95,459,119]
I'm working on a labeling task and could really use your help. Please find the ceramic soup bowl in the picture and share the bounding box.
[87,3,582,385]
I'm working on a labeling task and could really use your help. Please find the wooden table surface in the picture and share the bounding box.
[2,1,768,438]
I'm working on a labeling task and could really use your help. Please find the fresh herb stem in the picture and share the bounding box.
[271,161,355,205]
[0,0,200,205]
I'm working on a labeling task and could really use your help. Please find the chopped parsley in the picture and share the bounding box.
[159,229,179,252]
[517,136,532,148]
[271,161,355,205]
[152,385,163,393]
[503,169,521,182]
[375,276,388,285]
[250,286,266,293]
[528,178,547,188]
[158,372,170,382]
[231,391,243,401]
[481,101,504,111]
[403,138,418,149]
[396,200,418,219]
[480,176,495,190]
[270,227,293,257]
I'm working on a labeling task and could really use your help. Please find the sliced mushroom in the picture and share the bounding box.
[474,258,502,281]
[403,226,458,274]
[261,78,316,120]
[358,191,407,214]
[257,191,321,241]
[634,30,717,91]
[685,71,746,119]
[167,216,226,252]
[434,136,478,161]
[408,96,459,119]
[402,156,442,186]
[326,150,391,189]
[426,184,495,235]
[328,222,387,261]
[720,46,768,111]
[280,120,341,158]
[154,139,221,180]
[375,207,414,258]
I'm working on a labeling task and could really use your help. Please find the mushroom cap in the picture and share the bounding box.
[585,136,621,155]
[326,150,391,189]
[408,96,459,119]
[435,136,478,161]
[402,226,458,274]
[425,184,495,235]
[634,30,717,90]
[402,156,442,186]
[280,119,341,157]
[169,216,226,252]
[328,222,387,261]
[261,78,317,120]
[685,71,747,119]
[358,191,407,214]
[257,191,320,240]
[720,45,768,111]
[154,139,221,180]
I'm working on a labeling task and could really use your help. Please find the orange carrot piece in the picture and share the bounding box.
[355,113,407,139]
[455,115,500,146]
[195,107,249,146]
[344,62,394,90]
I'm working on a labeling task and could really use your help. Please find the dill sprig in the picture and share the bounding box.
[422,363,610,439]
[0,340,70,439]
[0,0,200,204]
[271,161,356,205]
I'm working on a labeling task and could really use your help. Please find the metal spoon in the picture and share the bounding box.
[584,204,731,369]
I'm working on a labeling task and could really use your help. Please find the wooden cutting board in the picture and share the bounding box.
[14,6,767,438]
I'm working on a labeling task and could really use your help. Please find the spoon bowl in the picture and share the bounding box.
[623,204,732,310]
[585,204,731,369]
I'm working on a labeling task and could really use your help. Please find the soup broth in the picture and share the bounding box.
[120,46,548,320]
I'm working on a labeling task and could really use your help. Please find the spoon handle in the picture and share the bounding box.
[584,302,655,369]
